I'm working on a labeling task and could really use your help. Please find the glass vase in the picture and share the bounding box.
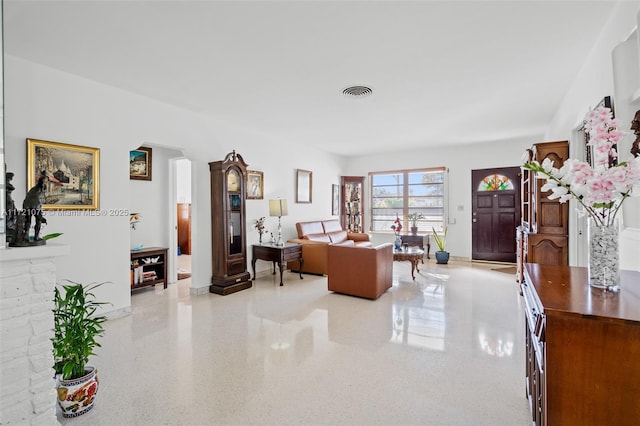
[588,218,620,292]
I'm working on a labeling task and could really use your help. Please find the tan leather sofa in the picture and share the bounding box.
[327,243,393,299]
[287,219,372,275]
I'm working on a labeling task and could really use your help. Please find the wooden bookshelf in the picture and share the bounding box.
[130,247,168,291]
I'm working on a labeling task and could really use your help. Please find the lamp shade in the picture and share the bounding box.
[269,199,288,217]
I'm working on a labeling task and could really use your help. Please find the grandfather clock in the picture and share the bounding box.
[209,151,252,295]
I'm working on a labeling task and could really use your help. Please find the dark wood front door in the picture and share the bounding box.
[471,167,521,262]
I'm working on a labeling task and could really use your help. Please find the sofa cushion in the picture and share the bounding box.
[305,233,331,243]
[333,239,355,247]
[355,241,373,248]
[322,220,343,234]
[328,230,348,244]
[297,221,325,238]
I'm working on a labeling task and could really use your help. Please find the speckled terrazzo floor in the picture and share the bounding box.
[59,260,530,426]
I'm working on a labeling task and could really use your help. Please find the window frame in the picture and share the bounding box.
[369,167,447,234]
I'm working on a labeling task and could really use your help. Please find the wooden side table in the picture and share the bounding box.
[393,248,424,280]
[400,234,430,260]
[252,243,303,286]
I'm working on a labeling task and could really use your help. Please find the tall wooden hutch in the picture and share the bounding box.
[209,151,252,295]
[516,141,569,283]
[340,176,364,233]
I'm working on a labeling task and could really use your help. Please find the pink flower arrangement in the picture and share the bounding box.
[524,106,640,226]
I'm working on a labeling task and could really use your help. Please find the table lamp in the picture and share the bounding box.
[269,199,288,246]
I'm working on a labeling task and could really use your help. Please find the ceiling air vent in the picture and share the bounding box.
[342,85,372,98]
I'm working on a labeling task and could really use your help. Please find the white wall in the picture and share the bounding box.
[4,55,219,314]
[130,145,183,251]
[0,2,5,249]
[176,158,191,204]
[346,136,537,259]
[4,55,347,313]
[544,1,640,271]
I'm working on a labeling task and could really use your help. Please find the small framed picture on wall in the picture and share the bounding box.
[296,169,312,203]
[130,147,152,181]
[247,170,264,200]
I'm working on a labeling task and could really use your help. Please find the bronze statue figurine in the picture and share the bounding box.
[10,170,48,247]
[5,172,17,243]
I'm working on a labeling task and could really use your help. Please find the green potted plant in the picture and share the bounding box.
[407,212,425,235]
[432,227,449,264]
[52,281,109,418]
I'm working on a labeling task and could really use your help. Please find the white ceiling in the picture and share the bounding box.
[3,1,617,157]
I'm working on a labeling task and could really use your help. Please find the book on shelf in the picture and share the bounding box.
[131,264,162,286]
[142,271,157,282]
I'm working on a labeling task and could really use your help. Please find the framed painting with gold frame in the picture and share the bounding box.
[246,170,264,200]
[27,138,100,210]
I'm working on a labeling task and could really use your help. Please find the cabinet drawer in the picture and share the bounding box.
[282,247,302,261]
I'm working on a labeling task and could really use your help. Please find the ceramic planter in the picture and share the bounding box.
[56,366,99,418]
[435,251,449,264]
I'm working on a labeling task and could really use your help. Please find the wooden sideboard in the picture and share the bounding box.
[522,264,640,425]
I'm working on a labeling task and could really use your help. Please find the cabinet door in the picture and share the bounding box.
[536,180,569,235]
[228,192,243,256]
[527,234,568,265]
[532,141,569,235]
[516,228,524,283]
[520,149,534,232]
[341,176,364,232]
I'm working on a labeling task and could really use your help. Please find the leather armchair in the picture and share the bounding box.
[327,243,393,299]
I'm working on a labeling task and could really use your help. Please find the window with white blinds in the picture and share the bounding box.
[370,168,446,233]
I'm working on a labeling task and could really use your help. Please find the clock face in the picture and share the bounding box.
[227,169,240,192]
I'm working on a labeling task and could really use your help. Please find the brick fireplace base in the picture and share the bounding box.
[1,244,69,425]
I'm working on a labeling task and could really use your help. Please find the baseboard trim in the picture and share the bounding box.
[189,286,210,296]
[105,306,132,320]
[471,259,516,266]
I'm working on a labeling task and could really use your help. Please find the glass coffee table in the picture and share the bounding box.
[393,248,424,280]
